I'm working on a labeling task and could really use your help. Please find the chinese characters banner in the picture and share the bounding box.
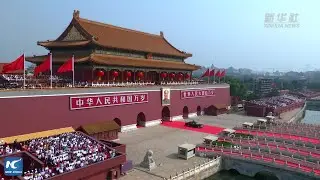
[70,93,148,110]
[181,89,215,99]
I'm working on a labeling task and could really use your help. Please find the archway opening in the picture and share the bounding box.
[197,106,201,116]
[254,171,279,180]
[205,105,218,116]
[162,106,171,121]
[137,112,146,128]
[183,106,189,119]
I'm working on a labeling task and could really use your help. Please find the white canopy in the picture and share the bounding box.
[242,122,253,126]
[257,118,267,123]
[222,128,236,134]
[203,135,219,141]
[178,143,196,150]
[266,116,275,119]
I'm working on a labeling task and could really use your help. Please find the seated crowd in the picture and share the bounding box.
[0,132,116,179]
[291,90,320,98]
[249,95,304,109]
[1,74,24,81]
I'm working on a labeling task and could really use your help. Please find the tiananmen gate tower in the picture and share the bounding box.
[27,10,199,84]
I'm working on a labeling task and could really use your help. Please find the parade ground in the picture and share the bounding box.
[119,108,302,180]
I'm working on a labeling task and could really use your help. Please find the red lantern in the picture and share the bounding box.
[160,72,167,79]
[96,70,104,81]
[126,71,132,77]
[137,71,144,81]
[96,70,104,77]
[169,73,175,78]
[112,70,119,81]
[113,71,119,77]
[126,71,132,81]
[185,73,190,79]
[178,73,183,81]
[137,72,144,78]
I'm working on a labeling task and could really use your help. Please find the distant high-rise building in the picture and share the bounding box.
[254,78,273,97]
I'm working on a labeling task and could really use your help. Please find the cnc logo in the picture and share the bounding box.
[4,157,23,176]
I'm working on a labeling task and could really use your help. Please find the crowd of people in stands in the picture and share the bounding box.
[249,95,304,109]
[1,74,24,81]
[291,90,320,99]
[0,73,201,90]
[0,132,116,179]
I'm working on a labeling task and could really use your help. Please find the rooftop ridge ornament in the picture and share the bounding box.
[73,10,80,19]
[160,31,164,37]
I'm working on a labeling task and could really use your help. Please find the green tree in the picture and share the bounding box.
[225,76,248,99]
[245,92,259,100]
[26,64,36,74]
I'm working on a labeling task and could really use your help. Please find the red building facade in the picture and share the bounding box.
[0,84,230,138]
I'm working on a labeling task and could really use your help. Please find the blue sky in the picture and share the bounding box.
[0,0,319,72]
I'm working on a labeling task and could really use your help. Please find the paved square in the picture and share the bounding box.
[119,125,210,179]
[119,110,301,179]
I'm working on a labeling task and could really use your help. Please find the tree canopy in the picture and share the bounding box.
[225,76,248,99]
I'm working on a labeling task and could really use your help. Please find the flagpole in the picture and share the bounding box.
[50,53,53,88]
[207,69,210,84]
[72,54,75,87]
[23,53,26,89]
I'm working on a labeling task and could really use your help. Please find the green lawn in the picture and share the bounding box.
[212,141,234,148]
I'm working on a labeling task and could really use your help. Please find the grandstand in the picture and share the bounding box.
[245,95,305,117]
[0,132,126,180]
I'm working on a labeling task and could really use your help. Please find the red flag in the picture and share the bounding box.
[215,70,221,77]
[57,56,73,73]
[201,69,210,78]
[220,70,226,77]
[2,54,24,73]
[209,69,215,76]
[34,54,51,76]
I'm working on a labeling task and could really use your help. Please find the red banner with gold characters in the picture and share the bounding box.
[70,93,148,110]
[181,89,215,99]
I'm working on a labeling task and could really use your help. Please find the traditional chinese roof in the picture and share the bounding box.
[38,40,91,47]
[26,53,200,71]
[0,63,24,74]
[78,121,120,135]
[38,10,192,58]
[77,54,199,70]
[0,127,75,143]
[26,54,88,64]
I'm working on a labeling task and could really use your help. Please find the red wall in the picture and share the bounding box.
[0,86,230,138]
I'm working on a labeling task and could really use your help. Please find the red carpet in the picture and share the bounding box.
[236,129,320,144]
[161,121,224,134]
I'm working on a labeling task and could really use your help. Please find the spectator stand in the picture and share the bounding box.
[0,131,126,180]
[245,95,305,117]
